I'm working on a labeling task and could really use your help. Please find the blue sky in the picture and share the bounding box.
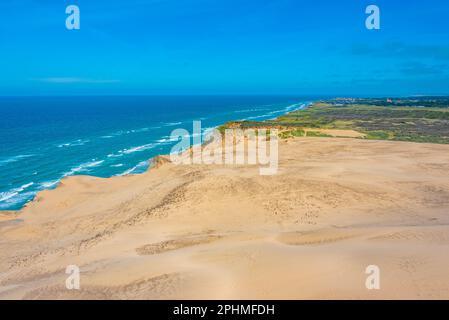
[0,0,448,96]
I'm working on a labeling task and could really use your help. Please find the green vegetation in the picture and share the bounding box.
[279,128,305,139]
[365,130,392,140]
[305,131,333,138]
[217,124,227,135]
[219,97,449,144]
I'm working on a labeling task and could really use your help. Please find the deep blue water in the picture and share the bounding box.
[0,95,314,210]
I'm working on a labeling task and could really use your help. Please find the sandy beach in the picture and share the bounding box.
[1,136,449,299]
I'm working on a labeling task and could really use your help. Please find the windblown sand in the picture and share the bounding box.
[1,137,449,299]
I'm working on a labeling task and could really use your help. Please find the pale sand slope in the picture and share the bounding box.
[1,138,449,299]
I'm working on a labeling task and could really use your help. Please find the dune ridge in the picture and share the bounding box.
[1,137,449,299]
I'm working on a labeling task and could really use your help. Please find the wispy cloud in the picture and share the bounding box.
[31,77,120,84]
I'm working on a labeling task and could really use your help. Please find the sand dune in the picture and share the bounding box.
[1,137,449,299]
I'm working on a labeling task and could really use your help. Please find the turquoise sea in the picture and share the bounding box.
[0,96,315,210]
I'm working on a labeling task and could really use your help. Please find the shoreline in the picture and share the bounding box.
[5,98,449,215]
[2,101,311,214]
[5,97,449,215]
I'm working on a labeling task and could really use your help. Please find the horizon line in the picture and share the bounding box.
[1,93,448,98]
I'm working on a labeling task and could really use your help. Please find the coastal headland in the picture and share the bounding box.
[1,98,449,299]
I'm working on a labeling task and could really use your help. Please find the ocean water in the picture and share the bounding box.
[0,95,313,211]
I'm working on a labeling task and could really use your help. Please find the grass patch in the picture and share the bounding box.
[279,129,305,139]
[306,131,333,138]
[365,130,393,140]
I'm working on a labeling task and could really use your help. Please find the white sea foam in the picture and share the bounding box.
[40,180,59,189]
[109,137,176,159]
[62,160,104,177]
[233,108,267,113]
[57,139,89,148]
[131,127,150,133]
[0,154,34,167]
[118,161,149,176]
[244,114,268,120]
[0,191,19,203]
[163,121,183,127]
[108,139,167,160]
[121,143,155,155]
[107,153,123,158]
[110,163,124,168]
[0,191,35,210]
[0,182,34,203]
[102,127,157,139]
[163,127,216,142]
[156,136,180,144]
[243,103,306,121]
[19,182,34,190]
